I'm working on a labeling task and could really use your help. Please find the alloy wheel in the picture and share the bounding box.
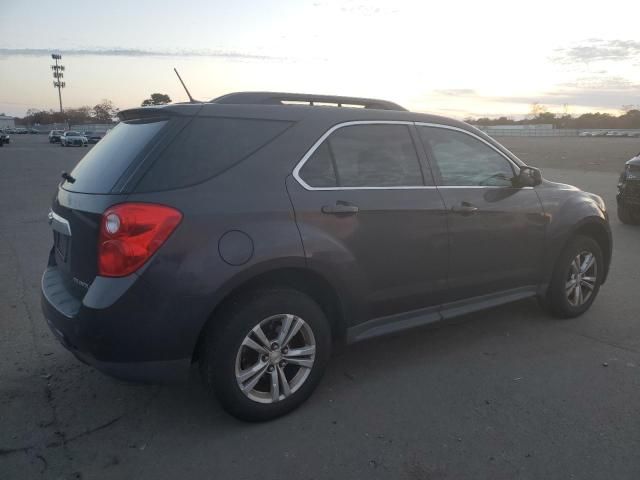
[565,250,598,307]
[235,314,316,404]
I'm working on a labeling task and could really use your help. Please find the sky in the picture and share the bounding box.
[1,0,639,119]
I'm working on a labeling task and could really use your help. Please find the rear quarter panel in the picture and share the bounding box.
[124,127,312,354]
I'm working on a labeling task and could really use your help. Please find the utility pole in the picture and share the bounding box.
[51,54,65,113]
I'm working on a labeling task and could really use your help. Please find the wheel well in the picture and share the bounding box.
[573,221,611,282]
[192,268,346,362]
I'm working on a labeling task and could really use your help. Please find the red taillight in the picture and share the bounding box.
[98,203,182,277]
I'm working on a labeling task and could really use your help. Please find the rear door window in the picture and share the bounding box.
[134,117,292,191]
[64,119,167,193]
[298,123,425,188]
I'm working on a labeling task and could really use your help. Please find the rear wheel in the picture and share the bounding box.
[200,289,331,421]
[547,235,603,318]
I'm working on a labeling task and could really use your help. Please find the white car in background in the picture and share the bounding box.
[60,131,88,147]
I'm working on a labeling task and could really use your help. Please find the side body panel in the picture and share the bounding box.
[436,186,547,301]
[534,181,612,285]
[286,176,449,325]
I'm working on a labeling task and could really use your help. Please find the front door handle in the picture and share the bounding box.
[321,201,359,215]
[451,202,478,215]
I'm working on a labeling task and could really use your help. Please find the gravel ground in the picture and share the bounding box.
[1,134,639,480]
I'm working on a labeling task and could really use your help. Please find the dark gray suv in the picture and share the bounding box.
[41,92,612,420]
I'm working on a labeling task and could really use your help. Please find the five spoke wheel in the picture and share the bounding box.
[235,314,316,404]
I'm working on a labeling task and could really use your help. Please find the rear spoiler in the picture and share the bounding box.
[118,104,202,121]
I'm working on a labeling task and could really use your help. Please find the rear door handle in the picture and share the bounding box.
[451,202,478,215]
[321,202,359,215]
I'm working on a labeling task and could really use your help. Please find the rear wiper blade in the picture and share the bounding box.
[61,171,76,183]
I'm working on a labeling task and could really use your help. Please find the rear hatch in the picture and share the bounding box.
[49,108,189,299]
[48,103,293,300]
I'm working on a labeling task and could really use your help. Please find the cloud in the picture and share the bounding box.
[433,89,477,96]
[552,39,640,64]
[0,47,289,62]
[557,76,640,90]
[312,1,399,16]
[486,74,639,111]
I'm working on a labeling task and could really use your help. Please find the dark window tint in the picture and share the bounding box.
[299,124,424,188]
[418,127,515,187]
[64,119,167,193]
[136,117,291,191]
[298,142,337,187]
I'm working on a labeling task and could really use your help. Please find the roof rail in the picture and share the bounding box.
[210,92,407,111]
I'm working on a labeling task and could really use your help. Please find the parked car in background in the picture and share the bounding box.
[0,130,8,146]
[49,130,64,143]
[14,127,28,134]
[617,152,640,224]
[60,131,88,147]
[41,91,612,421]
[29,128,40,134]
[82,131,103,144]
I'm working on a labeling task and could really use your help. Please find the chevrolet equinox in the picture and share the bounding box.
[41,92,612,421]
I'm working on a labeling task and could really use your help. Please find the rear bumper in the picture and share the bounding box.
[43,307,190,383]
[40,265,200,383]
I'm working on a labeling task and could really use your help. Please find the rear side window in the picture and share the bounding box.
[135,117,292,191]
[64,119,167,193]
[298,124,424,188]
[298,142,337,188]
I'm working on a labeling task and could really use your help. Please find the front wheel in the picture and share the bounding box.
[618,202,640,225]
[200,289,331,421]
[546,235,603,318]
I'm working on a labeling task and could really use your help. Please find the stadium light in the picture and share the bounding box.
[50,53,65,113]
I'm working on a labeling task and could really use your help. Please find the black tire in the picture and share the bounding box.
[546,235,603,318]
[200,288,331,421]
[617,202,640,225]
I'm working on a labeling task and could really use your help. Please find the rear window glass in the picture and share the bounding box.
[64,119,167,193]
[134,117,291,192]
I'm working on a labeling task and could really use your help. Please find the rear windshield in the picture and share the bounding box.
[63,119,167,193]
[134,117,291,191]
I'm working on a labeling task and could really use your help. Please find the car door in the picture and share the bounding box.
[416,124,546,302]
[287,121,449,323]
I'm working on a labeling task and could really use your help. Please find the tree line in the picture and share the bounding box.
[15,96,640,130]
[15,93,172,126]
[467,105,640,129]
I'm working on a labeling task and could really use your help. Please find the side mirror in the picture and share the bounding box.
[518,166,542,187]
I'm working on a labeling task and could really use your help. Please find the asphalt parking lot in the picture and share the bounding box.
[1,134,639,479]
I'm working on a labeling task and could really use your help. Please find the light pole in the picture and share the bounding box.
[51,54,65,113]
